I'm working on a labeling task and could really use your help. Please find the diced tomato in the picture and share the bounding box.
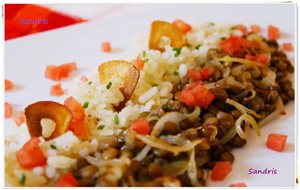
[80,75,88,82]
[102,42,112,52]
[55,172,78,187]
[184,81,202,91]
[16,137,47,169]
[199,68,214,80]
[245,54,254,61]
[64,96,85,122]
[219,36,260,57]
[45,62,77,81]
[57,62,77,78]
[68,120,89,139]
[130,118,151,135]
[255,53,269,64]
[5,79,14,91]
[235,24,248,35]
[178,89,198,106]
[245,53,269,64]
[178,82,215,108]
[50,83,64,96]
[211,161,232,181]
[45,65,60,81]
[187,68,214,81]
[173,19,192,34]
[266,133,287,152]
[268,25,280,40]
[229,182,247,187]
[133,55,144,70]
[13,111,26,127]
[187,69,202,81]
[219,36,243,56]
[189,84,215,109]
[282,43,293,52]
[5,102,13,118]
[250,25,261,33]
[64,96,89,138]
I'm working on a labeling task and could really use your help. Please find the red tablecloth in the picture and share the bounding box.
[5,4,86,40]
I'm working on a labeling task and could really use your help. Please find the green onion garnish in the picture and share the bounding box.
[83,101,89,109]
[97,125,105,130]
[209,22,215,26]
[173,71,179,76]
[50,144,57,150]
[151,83,158,87]
[142,51,146,58]
[173,48,181,57]
[144,58,149,63]
[88,81,92,85]
[220,37,226,40]
[106,82,112,89]
[186,43,192,48]
[195,44,202,50]
[19,173,26,186]
[114,115,119,125]
[230,26,236,30]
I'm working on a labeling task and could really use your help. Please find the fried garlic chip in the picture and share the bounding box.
[25,101,72,140]
[98,60,140,110]
[149,20,186,50]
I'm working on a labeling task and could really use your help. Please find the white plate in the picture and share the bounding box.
[5,4,296,187]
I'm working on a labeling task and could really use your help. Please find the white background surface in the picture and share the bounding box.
[5,4,296,187]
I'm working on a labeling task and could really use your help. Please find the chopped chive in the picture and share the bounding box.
[230,26,236,30]
[173,71,179,76]
[50,144,57,150]
[220,37,226,40]
[151,83,158,87]
[114,115,119,125]
[83,101,89,109]
[186,43,192,48]
[209,22,215,26]
[195,44,202,50]
[19,173,26,186]
[97,124,105,130]
[88,81,92,85]
[144,58,149,63]
[173,48,181,57]
[106,82,112,89]
[141,50,146,58]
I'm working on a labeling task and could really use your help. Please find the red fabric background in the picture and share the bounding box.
[5,4,86,40]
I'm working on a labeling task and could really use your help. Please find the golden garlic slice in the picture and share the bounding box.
[25,101,72,140]
[98,60,140,109]
[149,20,186,50]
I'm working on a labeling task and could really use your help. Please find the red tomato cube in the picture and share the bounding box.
[5,102,13,118]
[211,161,232,181]
[282,43,293,52]
[64,96,85,122]
[266,133,287,152]
[5,79,14,91]
[133,55,144,70]
[56,172,78,187]
[268,25,280,40]
[16,137,47,169]
[250,25,261,33]
[50,83,64,97]
[130,118,151,135]
[235,24,248,35]
[102,42,112,52]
